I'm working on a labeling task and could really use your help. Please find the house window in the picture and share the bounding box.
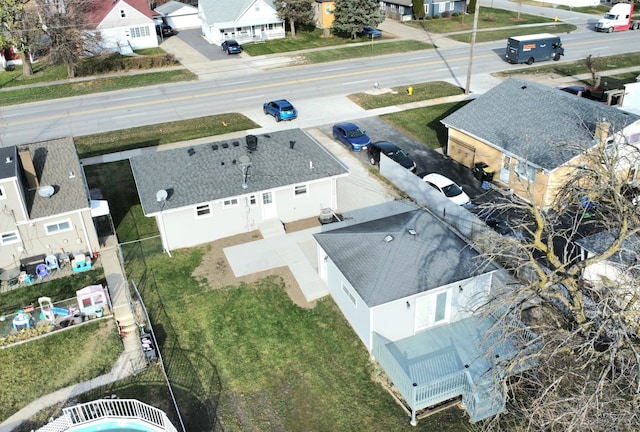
[45,220,72,235]
[249,195,257,206]
[130,26,150,38]
[434,292,447,322]
[255,3,260,11]
[262,192,272,205]
[448,2,454,11]
[196,204,211,217]
[325,4,331,13]
[342,282,356,306]
[120,9,126,17]
[294,184,307,196]
[516,160,536,182]
[424,4,429,14]
[0,185,5,200]
[0,231,19,245]
[223,198,238,207]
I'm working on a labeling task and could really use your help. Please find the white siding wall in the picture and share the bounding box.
[318,246,372,349]
[274,179,336,223]
[1,209,97,269]
[166,7,200,29]
[98,1,158,50]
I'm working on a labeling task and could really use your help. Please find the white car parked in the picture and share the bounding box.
[423,173,471,206]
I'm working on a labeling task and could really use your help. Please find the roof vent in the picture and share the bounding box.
[5,157,12,163]
[232,141,239,147]
[246,135,258,151]
[384,235,394,243]
[69,171,76,179]
[408,229,417,236]
[188,148,195,156]
[521,85,527,90]
[222,143,229,149]
[290,140,296,149]
[212,144,219,151]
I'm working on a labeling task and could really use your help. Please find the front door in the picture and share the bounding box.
[415,290,449,331]
[262,191,277,219]
[500,155,512,184]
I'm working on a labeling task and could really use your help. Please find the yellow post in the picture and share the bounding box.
[407,86,413,96]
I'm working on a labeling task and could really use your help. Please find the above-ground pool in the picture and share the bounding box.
[68,418,165,432]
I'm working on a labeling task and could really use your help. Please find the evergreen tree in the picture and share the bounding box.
[275,0,314,38]
[413,0,425,20]
[332,0,384,39]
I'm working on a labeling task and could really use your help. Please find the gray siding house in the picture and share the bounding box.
[380,0,466,20]
[199,0,285,45]
[130,129,348,254]
[314,205,536,424]
[0,138,100,271]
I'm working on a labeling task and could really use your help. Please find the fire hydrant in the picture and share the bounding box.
[407,86,413,96]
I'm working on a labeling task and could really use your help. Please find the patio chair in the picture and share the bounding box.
[19,272,33,286]
[35,264,50,282]
[45,255,60,273]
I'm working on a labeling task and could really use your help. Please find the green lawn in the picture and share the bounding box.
[303,40,434,63]
[349,81,464,110]
[405,7,560,33]
[448,23,576,43]
[75,114,259,158]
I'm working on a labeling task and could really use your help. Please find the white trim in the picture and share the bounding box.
[195,203,212,218]
[0,230,20,245]
[293,184,308,197]
[44,219,72,235]
[223,198,239,208]
[342,282,357,306]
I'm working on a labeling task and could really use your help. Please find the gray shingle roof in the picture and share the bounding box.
[575,230,640,266]
[199,0,275,24]
[441,78,640,171]
[314,209,495,307]
[0,147,17,180]
[130,129,349,215]
[18,137,89,219]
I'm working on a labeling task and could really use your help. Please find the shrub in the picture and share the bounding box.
[442,11,451,18]
[433,14,441,19]
[452,12,460,17]
[484,13,497,22]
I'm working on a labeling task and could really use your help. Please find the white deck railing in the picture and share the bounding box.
[37,399,178,432]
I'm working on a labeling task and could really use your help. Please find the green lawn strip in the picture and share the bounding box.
[382,101,470,151]
[242,27,385,56]
[0,63,68,88]
[0,320,121,423]
[404,7,556,33]
[0,70,196,107]
[75,114,259,158]
[448,23,576,43]
[140,247,471,431]
[496,52,640,79]
[303,40,434,64]
[349,81,464,110]
[513,1,608,14]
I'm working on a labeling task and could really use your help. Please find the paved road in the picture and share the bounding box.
[1,14,639,146]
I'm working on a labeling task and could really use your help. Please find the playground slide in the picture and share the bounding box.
[51,307,70,317]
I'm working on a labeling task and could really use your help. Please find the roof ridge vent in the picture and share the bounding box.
[408,229,417,236]
[384,235,394,243]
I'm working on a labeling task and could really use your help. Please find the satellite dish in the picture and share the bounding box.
[156,189,168,203]
[38,185,55,198]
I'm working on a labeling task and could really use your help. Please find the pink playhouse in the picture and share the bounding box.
[76,285,110,317]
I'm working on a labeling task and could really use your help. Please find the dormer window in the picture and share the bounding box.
[120,9,126,18]
[255,3,260,11]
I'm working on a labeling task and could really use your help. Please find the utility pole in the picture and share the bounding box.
[464,1,481,95]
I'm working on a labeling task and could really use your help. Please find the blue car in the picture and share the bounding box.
[361,26,382,38]
[221,40,242,55]
[332,122,371,152]
[263,99,297,122]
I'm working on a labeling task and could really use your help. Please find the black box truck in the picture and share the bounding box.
[505,33,564,65]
